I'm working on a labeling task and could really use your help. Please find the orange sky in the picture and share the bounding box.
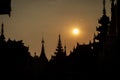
[0,0,111,60]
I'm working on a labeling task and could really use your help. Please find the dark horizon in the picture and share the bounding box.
[0,0,111,59]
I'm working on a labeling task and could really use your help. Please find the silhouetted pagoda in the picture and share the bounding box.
[102,0,120,72]
[50,34,66,63]
[49,34,68,80]
[0,23,33,79]
[39,38,48,65]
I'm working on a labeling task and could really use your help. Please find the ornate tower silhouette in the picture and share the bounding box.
[51,34,66,62]
[39,38,48,64]
[56,34,63,53]
[55,34,66,57]
[94,0,110,45]
[109,0,117,36]
[0,23,5,41]
[92,0,110,57]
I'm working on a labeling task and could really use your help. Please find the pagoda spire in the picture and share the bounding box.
[50,34,66,61]
[39,37,48,64]
[103,0,106,15]
[41,37,45,55]
[109,0,117,36]
[56,34,63,53]
[0,23,5,41]
[93,0,110,53]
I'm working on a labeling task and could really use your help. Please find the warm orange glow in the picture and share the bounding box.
[72,28,80,35]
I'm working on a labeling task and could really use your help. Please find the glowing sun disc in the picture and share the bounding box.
[72,28,79,35]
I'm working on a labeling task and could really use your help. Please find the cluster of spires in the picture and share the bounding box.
[0,0,119,61]
[0,22,66,62]
[0,0,120,79]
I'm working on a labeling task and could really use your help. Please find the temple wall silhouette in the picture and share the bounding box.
[0,0,120,80]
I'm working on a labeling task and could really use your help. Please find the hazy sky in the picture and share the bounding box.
[0,0,111,59]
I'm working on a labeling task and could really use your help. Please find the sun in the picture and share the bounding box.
[72,28,80,35]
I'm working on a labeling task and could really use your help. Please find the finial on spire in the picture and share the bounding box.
[41,37,45,55]
[40,37,45,57]
[59,34,61,40]
[39,37,48,63]
[55,34,63,53]
[42,37,44,44]
[103,0,106,15]
[58,34,62,46]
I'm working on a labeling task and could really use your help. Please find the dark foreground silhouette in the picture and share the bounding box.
[0,0,120,80]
